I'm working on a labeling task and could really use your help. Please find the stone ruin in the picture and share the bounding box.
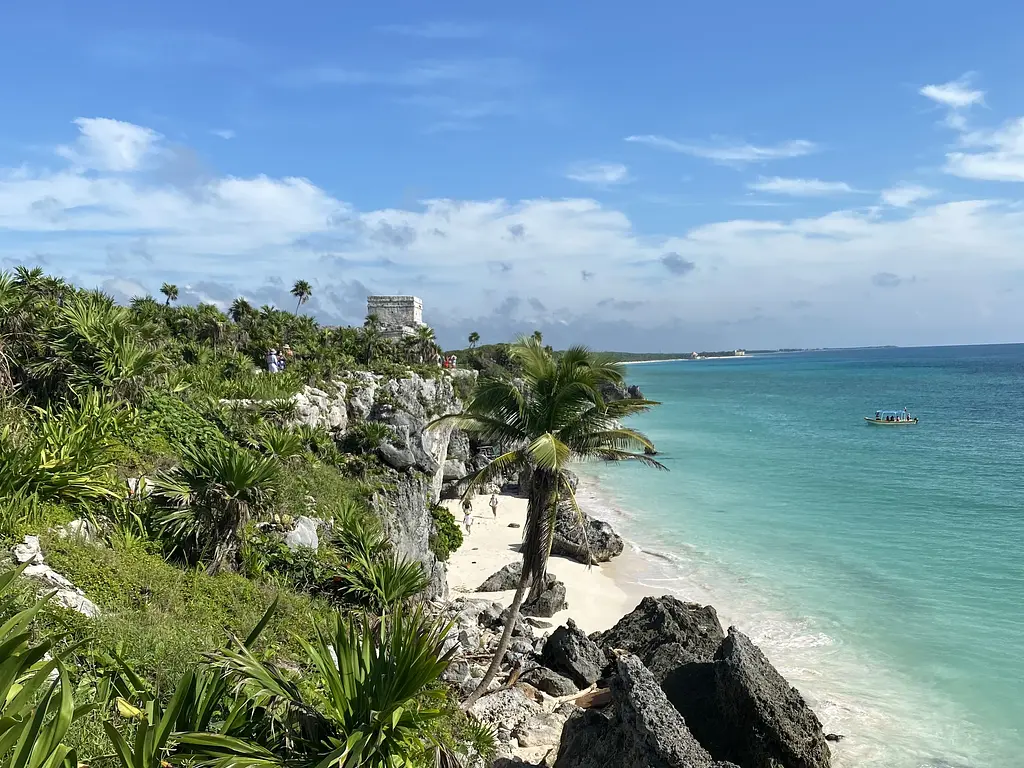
[367,295,424,340]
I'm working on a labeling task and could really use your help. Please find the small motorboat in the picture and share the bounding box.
[866,409,918,425]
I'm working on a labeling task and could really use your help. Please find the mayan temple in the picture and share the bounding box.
[366,295,424,339]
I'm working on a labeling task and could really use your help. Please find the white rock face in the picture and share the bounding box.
[284,516,321,551]
[13,536,101,618]
[292,383,348,432]
[57,519,97,543]
[13,535,44,564]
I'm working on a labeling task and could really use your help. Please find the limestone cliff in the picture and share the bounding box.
[288,368,478,599]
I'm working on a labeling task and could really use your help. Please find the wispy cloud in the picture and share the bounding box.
[920,75,985,109]
[378,22,487,39]
[565,162,630,185]
[944,117,1024,182]
[881,184,936,207]
[55,117,162,172]
[211,129,236,140]
[748,176,856,196]
[625,135,817,164]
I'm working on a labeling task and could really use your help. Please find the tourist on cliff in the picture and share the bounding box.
[489,493,499,517]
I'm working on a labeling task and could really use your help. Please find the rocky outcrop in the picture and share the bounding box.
[478,562,524,592]
[11,535,101,618]
[521,667,579,697]
[598,381,645,402]
[291,383,348,432]
[372,471,447,601]
[550,507,624,564]
[522,577,567,618]
[597,596,725,666]
[541,619,606,688]
[713,628,831,768]
[555,653,736,768]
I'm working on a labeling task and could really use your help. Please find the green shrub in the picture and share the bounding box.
[136,392,227,456]
[429,502,463,562]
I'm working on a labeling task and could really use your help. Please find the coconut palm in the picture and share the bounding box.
[160,282,179,306]
[430,336,664,707]
[291,279,312,314]
[362,314,384,364]
[468,331,480,349]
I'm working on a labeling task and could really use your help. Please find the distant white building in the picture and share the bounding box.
[734,349,746,356]
[367,295,424,339]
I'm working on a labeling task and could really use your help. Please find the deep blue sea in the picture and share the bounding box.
[576,345,1024,768]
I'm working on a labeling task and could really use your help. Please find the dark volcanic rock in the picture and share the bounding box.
[598,596,725,665]
[541,619,606,688]
[550,507,624,564]
[714,627,831,768]
[522,578,567,618]
[597,597,728,756]
[598,381,645,402]
[555,653,736,768]
[521,666,579,697]
[477,562,524,592]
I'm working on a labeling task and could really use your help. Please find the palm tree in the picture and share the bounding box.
[468,331,480,349]
[362,313,383,363]
[291,279,312,314]
[228,297,254,324]
[531,329,543,344]
[160,282,179,306]
[151,443,278,574]
[412,324,440,364]
[430,336,664,707]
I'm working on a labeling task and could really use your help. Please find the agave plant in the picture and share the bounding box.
[151,443,279,574]
[0,389,127,505]
[251,424,306,460]
[177,605,456,768]
[0,565,94,767]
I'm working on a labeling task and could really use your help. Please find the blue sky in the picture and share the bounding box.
[3,1,1024,350]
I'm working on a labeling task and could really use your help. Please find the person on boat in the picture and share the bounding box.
[875,411,881,421]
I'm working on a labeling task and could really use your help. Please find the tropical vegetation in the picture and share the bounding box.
[0,266,488,766]
[431,336,664,707]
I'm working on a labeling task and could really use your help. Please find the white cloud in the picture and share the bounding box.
[920,76,985,109]
[881,184,936,207]
[747,176,856,196]
[211,129,236,140]
[7,116,1024,350]
[625,135,817,164]
[55,118,162,172]
[565,162,630,185]
[944,118,1024,181]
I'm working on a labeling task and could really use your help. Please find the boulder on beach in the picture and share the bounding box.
[550,507,624,564]
[596,595,725,665]
[713,627,832,768]
[522,577,568,618]
[541,619,606,688]
[477,562,524,592]
[521,666,579,697]
[554,652,737,768]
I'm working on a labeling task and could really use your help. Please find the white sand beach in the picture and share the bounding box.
[443,493,646,634]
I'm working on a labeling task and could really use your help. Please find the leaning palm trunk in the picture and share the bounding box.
[462,564,532,710]
[463,467,556,708]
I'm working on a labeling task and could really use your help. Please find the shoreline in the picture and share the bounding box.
[443,494,651,634]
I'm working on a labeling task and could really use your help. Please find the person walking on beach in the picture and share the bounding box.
[463,505,473,535]
[489,493,499,518]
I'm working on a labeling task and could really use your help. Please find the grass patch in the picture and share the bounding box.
[41,534,331,697]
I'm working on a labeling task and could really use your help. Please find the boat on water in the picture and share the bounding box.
[866,409,918,425]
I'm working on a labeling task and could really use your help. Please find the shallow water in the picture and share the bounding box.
[577,345,1024,767]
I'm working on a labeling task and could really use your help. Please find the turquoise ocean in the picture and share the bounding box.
[575,344,1023,768]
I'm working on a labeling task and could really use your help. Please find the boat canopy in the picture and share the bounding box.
[873,409,911,417]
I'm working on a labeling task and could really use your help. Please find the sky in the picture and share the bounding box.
[3,1,1024,351]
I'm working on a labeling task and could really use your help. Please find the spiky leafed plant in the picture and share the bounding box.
[429,336,664,707]
[176,605,457,768]
[291,280,312,315]
[468,331,480,349]
[160,282,179,306]
[151,443,279,574]
[361,314,384,364]
[0,565,93,767]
